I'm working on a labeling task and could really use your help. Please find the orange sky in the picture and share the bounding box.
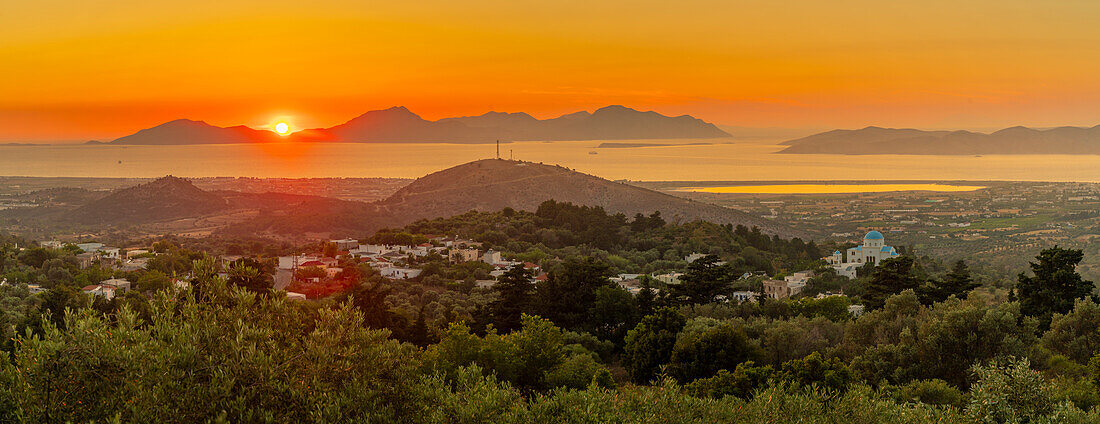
[3,0,1100,141]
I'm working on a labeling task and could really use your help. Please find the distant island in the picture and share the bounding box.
[107,105,731,145]
[596,142,715,148]
[779,125,1100,155]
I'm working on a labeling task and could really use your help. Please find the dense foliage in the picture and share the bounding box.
[0,203,1098,422]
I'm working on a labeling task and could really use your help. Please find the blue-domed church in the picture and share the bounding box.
[826,231,899,278]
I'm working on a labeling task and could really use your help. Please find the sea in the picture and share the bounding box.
[3,138,1100,184]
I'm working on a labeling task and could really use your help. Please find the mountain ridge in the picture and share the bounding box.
[779,124,1100,154]
[110,119,284,145]
[108,106,731,145]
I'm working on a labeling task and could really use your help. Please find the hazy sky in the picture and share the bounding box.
[3,0,1100,141]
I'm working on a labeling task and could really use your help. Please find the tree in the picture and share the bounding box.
[227,260,272,294]
[346,280,401,332]
[1043,298,1100,364]
[1016,246,1095,330]
[942,260,978,298]
[622,308,686,384]
[666,323,761,383]
[534,257,614,332]
[685,361,774,399]
[489,264,533,333]
[423,315,608,391]
[591,286,638,344]
[635,276,658,317]
[408,304,433,347]
[2,276,422,423]
[776,352,852,392]
[672,255,732,307]
[863,256,922,310]
[918,260,979,305]
[17,248,56,268]
[322,241,339,257]
[966,357,1059,423]
[136,270,170,293]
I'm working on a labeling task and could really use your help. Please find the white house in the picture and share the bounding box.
[330,238,359,250]
[380,267,422,280]
[652,272,683,285]
[730,291,759,303]
[482,250,503,265]
[76,242,105,252]
[784,270,815,285]
[98,278,131,291]
[82,284,117,300]
[100,247,121,260]
[826,231,900,278]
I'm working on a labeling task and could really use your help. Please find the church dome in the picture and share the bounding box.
[864,230,884,240]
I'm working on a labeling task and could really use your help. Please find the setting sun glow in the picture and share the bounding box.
[274,122,290,135]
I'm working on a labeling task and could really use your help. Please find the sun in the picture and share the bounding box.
[274,122,290,135]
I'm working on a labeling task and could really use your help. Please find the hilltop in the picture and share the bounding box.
[375,159,789,235]
[70,176,229,224]
[108,106,731,145]
[779,125,1100,155]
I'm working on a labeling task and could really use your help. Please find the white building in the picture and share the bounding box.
[763,279,805,299]
[482,250,503,265]
[76,242,105,252]
[82,284,117,300]
[330,238,359,250]
[652,272,683,285]
[826,231,899,278]
[784,270,815,285]
[100,247,121,260]
[379,267,422,280]
[98,278,131,291]
[730,291,759,303]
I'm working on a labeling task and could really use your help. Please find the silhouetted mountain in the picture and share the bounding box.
[779,125,1100,154]
[71,176,229,224]
[438,111,540,128]
[110,119,282,145]
[293,106,489,143]
[111,107,731,144]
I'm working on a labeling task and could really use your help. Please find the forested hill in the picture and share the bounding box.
[376,200,821,275]
[376,159,796,237]
[71,176,228,224]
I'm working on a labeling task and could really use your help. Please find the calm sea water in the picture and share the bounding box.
[2,139,1100,182]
